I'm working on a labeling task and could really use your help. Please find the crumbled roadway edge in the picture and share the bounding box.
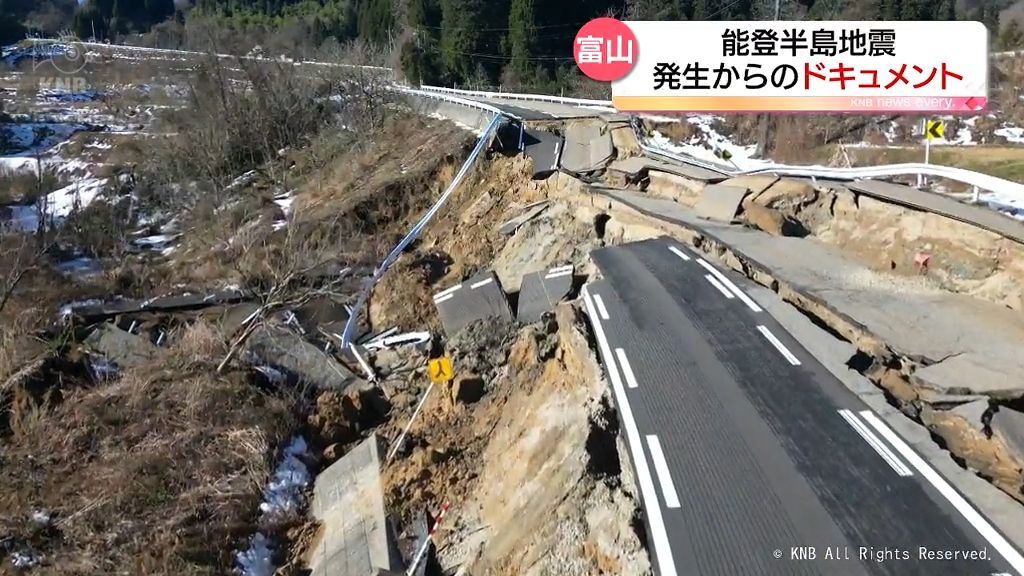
[567,188,1024,550]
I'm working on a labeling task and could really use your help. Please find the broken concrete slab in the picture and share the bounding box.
[721,175,779,198]
[67,289,251,324]
[498,200,550,236]
[694,184,750,224]
[992,407,1024,461]
[432,270,515,336]
[847,179,1024,245]
[293,297,352,336]
[516,264,574,324]
[913,354,1024,401]
[84,323,158,368]
[521,129,563,179]
[245,326,356,390]
[951,398,992,433]
[308,434,404,576]
[560,124,613,174]
[752,178,818,209]
[608,156,726,183]
[220,303,262,336]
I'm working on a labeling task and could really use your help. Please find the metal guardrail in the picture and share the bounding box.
[25,37,393,72]
[419,85,614,108]
[396,85,523,121]
[637,127,1024,197]
[338,113,504,346]
[421,87,1024,197]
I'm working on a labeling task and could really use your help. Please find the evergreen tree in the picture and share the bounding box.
[439,0,485,82]
[979,0,1000,36]
[626,0,680,20]
[936,0,955,20]
[692,0,707,19]
[507,0,537,77]
[900,0,921,20]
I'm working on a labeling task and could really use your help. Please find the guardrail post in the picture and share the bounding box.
[518,121,525,151]
[972,185,980,203]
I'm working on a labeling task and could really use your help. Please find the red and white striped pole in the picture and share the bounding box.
[405,502,451,576]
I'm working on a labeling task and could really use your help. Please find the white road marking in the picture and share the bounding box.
[545,270,574,280]
[434,293,455,304]
[695,258,763,313]
[859,410,1024,575]
[646,435,681,509]
[433,284,462,300]
[548,265,575,274]
[704,274,735,299]
[756,325,801,365]
[470,278,493,289]
[668,246,691,261]
[582,287,678,576]
[614,348,640,389]
[593,294,611,320]
[837,410,912,477]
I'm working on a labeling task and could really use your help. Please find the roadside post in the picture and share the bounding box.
[385,355,455,465]
[922,118,944,187]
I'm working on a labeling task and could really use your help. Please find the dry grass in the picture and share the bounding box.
[0,320,301,575]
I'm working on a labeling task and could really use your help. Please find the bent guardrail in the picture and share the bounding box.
[339,113,504,347]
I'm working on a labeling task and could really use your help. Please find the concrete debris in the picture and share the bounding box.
[516,264,575,324]
[66,289,250,324]
[245,326,357,390]
[560,124,613,174]
[83,323,158,369]
[498,200,550,236]
[694,184,750,224]
[308,434,404,576]
[991,407,1024,462]
[521,129,563,179]
[952,399,992,433]
[432,270,514,336]
[847,179,1024,246]
[293,296,353,337]
[609,156,726,183]
[221,303,262,336]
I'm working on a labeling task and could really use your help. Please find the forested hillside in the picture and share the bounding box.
[2,0,1021,90]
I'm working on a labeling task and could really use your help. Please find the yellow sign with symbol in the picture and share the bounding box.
[428,356,454,383]
[926,119,945,140]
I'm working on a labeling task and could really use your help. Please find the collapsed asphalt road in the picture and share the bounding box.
[581,236,1024,576]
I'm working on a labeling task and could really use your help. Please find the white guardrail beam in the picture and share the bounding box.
[421,87,1024,198]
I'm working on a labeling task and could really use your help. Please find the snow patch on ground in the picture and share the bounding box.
[982,191,1024,221]
[54,255,103,277]
[1,121,86,155]
[995,125,1024,144]
[235,436,311,576]
[650,115,770,170]
[236,533,275,576]
[2,178,111,233]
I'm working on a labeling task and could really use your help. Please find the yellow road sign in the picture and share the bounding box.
[428,356,454,383]
[926,119,944,140]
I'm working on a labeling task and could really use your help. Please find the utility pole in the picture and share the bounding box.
[755,0,781,158]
